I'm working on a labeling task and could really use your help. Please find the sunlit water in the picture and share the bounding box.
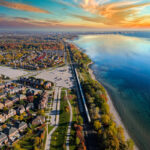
[73,33,150,150]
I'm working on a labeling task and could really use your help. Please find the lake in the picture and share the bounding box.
[73,32,150,150]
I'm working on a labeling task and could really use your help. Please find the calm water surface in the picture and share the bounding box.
[73,33,150,150]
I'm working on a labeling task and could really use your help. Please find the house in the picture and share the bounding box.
[7,85,26,95]
[15,121,27,132]
[5,109,16,119]
[4,127,20,142]
[17,105,25,115]
[9,96,19,103]
[0,93,6,98]
[33,89,40,95]
[0,84,5,90]
[0,103,4,110]
[18,85,26,91]
[26,88,39,96]
[18,94,26,100]
[38,92,48,109]
[32,115,45,126]
[0,132,8,146]
[4,100,13,108]
[0,114,6,123]
[26,103,34,111]
[4,82,12,88]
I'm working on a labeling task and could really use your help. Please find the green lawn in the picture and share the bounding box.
[48,124,54,133]
[43,129,47,150]
[16,131,36,150]
[68,90,81,150]
[50,90,70,150]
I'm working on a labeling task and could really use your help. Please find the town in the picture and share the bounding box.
[0,33,86,150]
[0,33,134,150]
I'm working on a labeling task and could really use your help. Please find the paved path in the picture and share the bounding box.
[45,87,61,150]
[65,90,73,150]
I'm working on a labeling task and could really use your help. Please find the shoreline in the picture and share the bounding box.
[88,62,138,150]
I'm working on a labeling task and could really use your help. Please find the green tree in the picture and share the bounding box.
[35,137,40,145]
[101,103,109,114]
[78,116,83,125]
[117,126,125,142]
[94,120,102,131]
[101,114,110,125]
[76,137,80,145]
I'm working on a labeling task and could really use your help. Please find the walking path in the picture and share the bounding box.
[65,90,73,150]
[45,87,61,150]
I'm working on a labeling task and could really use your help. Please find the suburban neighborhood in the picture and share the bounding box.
[0,75,54,148]
[0,32,133,150]
[0,33,83,150]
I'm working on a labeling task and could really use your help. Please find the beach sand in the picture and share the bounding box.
[88,63,138,150]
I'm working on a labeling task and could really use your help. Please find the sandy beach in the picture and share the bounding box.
[88,62,138,150]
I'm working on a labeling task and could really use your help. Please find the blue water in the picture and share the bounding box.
[73,32,150,150]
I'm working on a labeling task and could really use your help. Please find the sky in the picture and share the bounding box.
[0,0,150,30]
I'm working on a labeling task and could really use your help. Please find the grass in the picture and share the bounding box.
[48,124,54,133]
[43,129,47,150]
[50,90,70,150]
[16,131,36,150]
[67,90,81,150]
[14,127,46,150]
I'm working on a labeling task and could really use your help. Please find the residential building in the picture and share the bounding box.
[5,109,16,119]
[0,114,6,123]
[26,103,34,111]
[17,105,25,115]
[0,103,4,110]
[0,132,8,146]
[9,96,19,103]
[15,121,27,132]
[32,115,45,126]
[4,127,20,142]
[4,100,13,108]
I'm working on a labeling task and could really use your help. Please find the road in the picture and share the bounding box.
[65,90,73,150]
[45,87,61,150]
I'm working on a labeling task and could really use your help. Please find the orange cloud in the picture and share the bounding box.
[71,14,107,24]
[0,0,51,14]
[124,15,150,28]
[78,0,150,28]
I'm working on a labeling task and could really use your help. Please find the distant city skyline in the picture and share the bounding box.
[0,0,150,30]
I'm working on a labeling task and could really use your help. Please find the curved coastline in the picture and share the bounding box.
[68,39,138,150]
[88,62,138,150]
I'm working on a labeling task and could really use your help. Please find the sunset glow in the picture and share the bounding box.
[0,0,150,30]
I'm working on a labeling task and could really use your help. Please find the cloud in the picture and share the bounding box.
[0,16,92,29]
[0,0,150,29]
[71,14,107,24]
[0,16,61,28]
[76,0,150,28]
[53,0,77,8]
[0,0,51,14]
[124,15,150,28]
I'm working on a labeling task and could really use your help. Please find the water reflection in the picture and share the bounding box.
[74,34,150,150]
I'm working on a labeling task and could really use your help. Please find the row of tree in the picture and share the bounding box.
[70,44,134,150]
